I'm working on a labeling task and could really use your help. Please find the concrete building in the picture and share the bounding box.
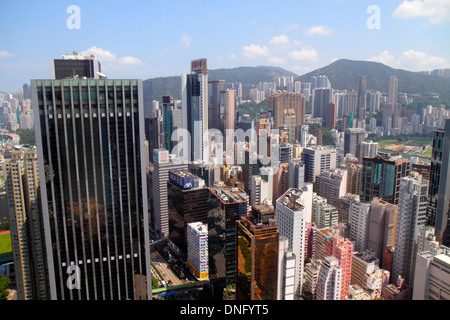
[276,188,308,296]
[392,173,429,285]
[366,198,398,265]
[315,256,342,300]
[349,200,371,253]
[345,163,362,196]
[303,259,322,299]
[344,128,366,159]
[277,237,296,300]
[3,147,48,300]
[347,284,371,300]
[413,242,450,300]
[186,222,209,281]
[436,119,450,246]
[382,276,412,300]
[359,140,378,162]
[302,146,337,184]
[250,175,271,206]
[318,168,347,207]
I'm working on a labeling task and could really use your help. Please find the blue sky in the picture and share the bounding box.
[0,0,449,92]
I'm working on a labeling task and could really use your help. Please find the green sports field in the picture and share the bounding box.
[0,232,12,255]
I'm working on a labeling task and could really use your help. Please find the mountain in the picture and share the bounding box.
[143,66,298,103]
[296,59,450,104]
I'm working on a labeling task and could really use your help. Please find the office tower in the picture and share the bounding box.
[345,163,362,196]
[277,237,296,300]
[413,242,450,300]
[436,119,450,246]
[208,79,225,132]
[349,201,371,253]
[427,127,445,227]
[144,117,161,159]
[236,210,279,300]
[208,186,248,285]
[411,160,430,182]
[368,90,381,113]
[388,75,398,105]
[318,168,347,207]
[3,147,48,300]
[344,128,365,158]
[167,169,208,253]
[351,249,390,300]
[382,103,393,135]
[288,159,305,189]
[325,103,336,129]
[250,175,271,206]
[303,259,322,299]
[152,149,188,238]
[222,89,236,151]
[188,161,220,187]
[361,154,410,205]
[357,76,367,122]
[366,198,398,264]
[302,146,337,183]
[50,51,101,80]
[161,95,183,153]
[312,88,332,119]
[272,163,289,203]
[274,142,293,164]
[315,256,342,300]
[242,148,261,197]
[392,173,429,285]
[276,188,308,296]
[32,77,150,300]
[186,222,209,281]
[359,140,378,162]
[269,91,305,143]
[181,58,209,162]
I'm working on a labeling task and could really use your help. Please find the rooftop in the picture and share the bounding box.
[277,188,305,211]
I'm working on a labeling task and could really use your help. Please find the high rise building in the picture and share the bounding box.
[315,256,342,300]
[276,188,308,296]
[3,147,48,300]
[181,58,209,162]
[318,168,348,207]
[435,119,450,246]
[269,91,305,143]
[167,169,208,253]
[349,200,371,253]
[359,140,378,162]
[236,209,279,300]
[312,88,332,119]
[388,75,398,106]
[186,222,209,281]
[357,76,366,122]
[208,186,248,286]
[392,173,429,285]
[32,77,151,299]
[412,242,450,300]
[325,102,336,129]
[361,154,410,205]
[345,163,362,196]
[302,146,337,184]
[344,128,365,159]
[366,198,398,264]
[50,51,101,80]
[250,175,271,206]
[152,149,188,238]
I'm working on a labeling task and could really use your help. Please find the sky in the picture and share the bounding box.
[0,0,450,92]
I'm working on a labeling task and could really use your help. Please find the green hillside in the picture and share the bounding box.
[143,65,298,103]
[296,59,450,105]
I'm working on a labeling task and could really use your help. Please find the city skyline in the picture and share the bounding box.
[1,0,450,92]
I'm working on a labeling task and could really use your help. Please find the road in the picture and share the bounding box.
[151,250,183,287]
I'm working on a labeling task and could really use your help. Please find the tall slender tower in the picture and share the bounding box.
[436,119,450,246]
[4,147,48,300]
[32,77,151,300]
[388,75,398,105]
[181,58,209,162]
[357,76,366,122]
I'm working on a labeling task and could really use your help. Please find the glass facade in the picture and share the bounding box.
[32,78,150,300]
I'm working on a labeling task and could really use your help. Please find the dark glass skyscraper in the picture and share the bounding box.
[32,78,151,300]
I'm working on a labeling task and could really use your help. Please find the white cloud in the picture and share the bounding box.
[369,49,449,71]
[393,0,450,25]
[0,50,13,58]
[269,34,291,50]
[242,44,270,58]
[81,46,143,67]
[289,47,319,63]
[179,32,191,48]
[229,53,237,60]
[305,25,334,36]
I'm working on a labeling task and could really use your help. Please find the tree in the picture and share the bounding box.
[0,274,11,300]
